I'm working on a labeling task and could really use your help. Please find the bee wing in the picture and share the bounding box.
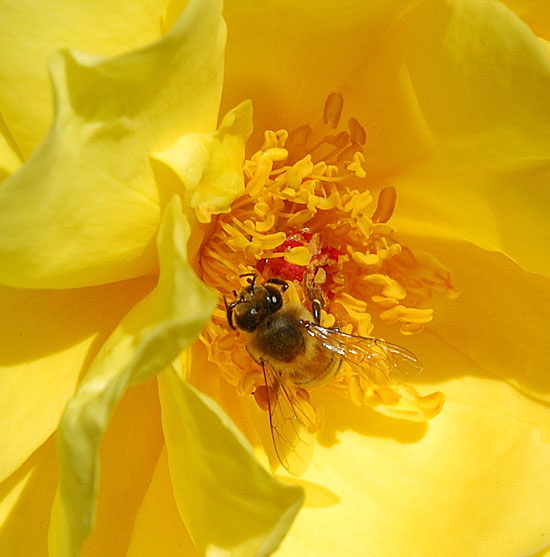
[303,322,423,377]
[261,360,315,476]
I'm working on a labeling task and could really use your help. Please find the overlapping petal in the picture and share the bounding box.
[0,0,548,555]
[80,379,164,555]
[223,0,550,275]
[385,0,550,275]
[0,0,225,289]
[158,367,303,556]
[0,437,57,554]
[0,133,20,180]
[153,100,253,223]
[48,197,217,555]
[499,1,550,40]
[127,447,199,556]
[0,276,154,484]
[221,0,418,147]
[216,2,550,554]
[410,236,550,407]
[0,0,171,159]
[276,390,550,556]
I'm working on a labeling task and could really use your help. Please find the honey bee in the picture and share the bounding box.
[224,273,422,476]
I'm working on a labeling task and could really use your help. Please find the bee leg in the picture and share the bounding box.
[311,298,322,325]
[239,272,257,289]
[266,277,289,291]
[223,296,237,330]
[303,273,325,325]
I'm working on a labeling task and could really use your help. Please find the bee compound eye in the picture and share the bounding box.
[235,304,261,332]
[269,293,282,311]
[263,286,283,312]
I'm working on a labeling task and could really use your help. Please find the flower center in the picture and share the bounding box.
[199,93,453,446]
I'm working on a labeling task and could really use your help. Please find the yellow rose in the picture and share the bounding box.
[1,1,549,556]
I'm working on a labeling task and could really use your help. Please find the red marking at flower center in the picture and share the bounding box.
[256,232,343,296]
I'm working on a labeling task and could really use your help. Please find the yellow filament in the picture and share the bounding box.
[198,92,454,425]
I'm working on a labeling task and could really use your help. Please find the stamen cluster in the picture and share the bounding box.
[200,93,452,418]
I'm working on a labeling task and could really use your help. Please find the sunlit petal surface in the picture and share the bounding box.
[0,0,172,159]
[80,379,164,555]
[0,0,548,554]
[127,447,198,556]
[223,0,550,275]
[0,277,154,484]
[0,0,225,288]
[159,368,304,556]
[276,393,550,556]
[0,437,57,554]
[49,197,216,555]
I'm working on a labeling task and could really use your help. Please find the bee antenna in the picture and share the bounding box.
[239,272,257,288]
[223,295,238,330]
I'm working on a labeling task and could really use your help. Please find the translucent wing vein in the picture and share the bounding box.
[261,360,315,476]
[303,322,423,377]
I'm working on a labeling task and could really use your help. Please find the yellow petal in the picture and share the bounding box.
[392,1,550,154]
[368,0,550,274]
[127,447,198,557]
[48,196,217,556]
[223,2,550,275]
[396,160,550,276]
[0,0,171,158]
[0,437,57,555]
[278,389,550,556]
[81,378,164,555]
[380,1,550,274]
[158,366,304,556]
[0,0,225,289]
[0,132,21,180]
[153,100,253,223]
[221,1,419,149]
[412,327,550,456]
[222,1,434,167]
[410,236,550,406]
[540,37,550,58]
[499,1,550,40]
[0,276,154,484]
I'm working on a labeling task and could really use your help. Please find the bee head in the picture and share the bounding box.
[225,276,286,332]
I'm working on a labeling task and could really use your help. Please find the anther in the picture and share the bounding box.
[372,187,397,223]
[323,92,344,129]
[348,117,366,145]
